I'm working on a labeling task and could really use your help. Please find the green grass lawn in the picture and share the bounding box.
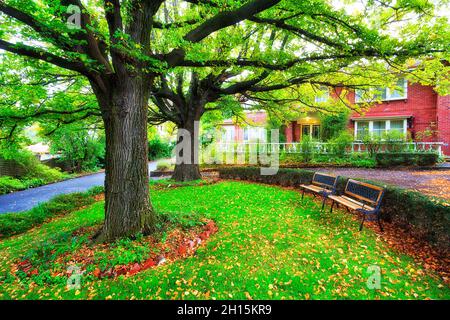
[0,181,448,300]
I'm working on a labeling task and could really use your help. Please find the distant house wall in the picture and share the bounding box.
[350,82,439,140]
[219,111,268,143]
[283,82,450,155]
[437,95,450,155]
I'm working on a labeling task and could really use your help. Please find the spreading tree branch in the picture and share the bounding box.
[0,39,89,75]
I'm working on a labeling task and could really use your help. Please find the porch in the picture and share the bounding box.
[214,141,445,156]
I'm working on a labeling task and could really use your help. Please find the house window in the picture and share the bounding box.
[390,120,404,134]
[302,125,310,138]
[389,78,408,100]
[356,121,369,140]
[243,127,266,142]
[222,126,235,142]
[355,78,407,103]
[372,121,386,137]
[301,124,321,140]
[315,88,329,103]
[312,125,320,139]
[354,119,407,140]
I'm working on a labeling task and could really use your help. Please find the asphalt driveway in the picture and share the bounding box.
[0,161,159,214]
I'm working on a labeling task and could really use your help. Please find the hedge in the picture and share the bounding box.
[375,152,439,167]
[218,166,450,251]
[0,186,104,239]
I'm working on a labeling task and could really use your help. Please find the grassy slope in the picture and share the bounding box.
[0,181,448,300]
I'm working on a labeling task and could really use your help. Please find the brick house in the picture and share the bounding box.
[283,80,450,155]
[220,110,268,143]
[218,80,449,156]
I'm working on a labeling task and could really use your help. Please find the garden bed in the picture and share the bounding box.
[13,219,218,282]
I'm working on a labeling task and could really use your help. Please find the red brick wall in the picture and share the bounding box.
[437,95,450,155]
[284,122,302,142]
[245,111,267,125]
[285,122,294,143]
[349,83,439,141]
[225,111,268,142]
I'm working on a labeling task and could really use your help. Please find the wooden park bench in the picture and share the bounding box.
[328,179,385,231]
[300,172,339,210]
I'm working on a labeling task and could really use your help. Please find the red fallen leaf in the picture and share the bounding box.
[29,269,39,276]
[93,268,101,278]
[18,259,30,266]
[115,266,127,276]
[141,258,156,269]
[204,221,218,234]
[102,268,114,278]
[17,259,33,273]
[129,263,141,275]
[199,232,208,240]
[178,244,187,256]
[141,258,156,270]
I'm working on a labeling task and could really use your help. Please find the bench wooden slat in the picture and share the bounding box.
[328,195,374,211]
[300,184,328,193]
[300,173,339,210]
[328,179,385,232]
[344,179,383,204]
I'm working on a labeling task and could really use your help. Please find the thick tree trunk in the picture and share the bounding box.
[172,121,202,181]
[95,77,157,242]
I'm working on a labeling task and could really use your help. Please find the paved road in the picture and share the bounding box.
[0,161,159,214]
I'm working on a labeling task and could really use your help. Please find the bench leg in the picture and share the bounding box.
[377,216,384,232]
[329,200,335,213]
[301,188,305,201]
[359,215,366,231]
[321,196,326,211]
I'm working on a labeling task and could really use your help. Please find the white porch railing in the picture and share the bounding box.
[214,142,445,156]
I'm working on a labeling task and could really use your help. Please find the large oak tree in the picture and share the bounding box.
[0,0,448,241]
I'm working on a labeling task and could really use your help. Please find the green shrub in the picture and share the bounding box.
[1,149,67,181]
[360,129,383,157]
[0,148,68,194]
[328,131,353,156]
[25,163,66,182]
[0,176,26,194]
[49,127,105,172]
[279,152,376,168]
[300,136,315,162]
[0,186,103,238]
[382,131,409,152]
[148,137,173,161]
[218,166,315,187]
[319,111,350,140]
[218,166,450,251]
[376,152,439,167]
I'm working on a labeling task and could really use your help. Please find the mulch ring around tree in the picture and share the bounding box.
[12,219,218,281]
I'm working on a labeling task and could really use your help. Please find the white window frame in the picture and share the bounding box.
[243,127,266,142]
[315,89,329,103]
[355,78,408,103]
[301,124,321,140]
[354,119,407,140]
[222,125,235,142]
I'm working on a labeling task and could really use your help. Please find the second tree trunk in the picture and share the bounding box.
[173,122,202,181]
